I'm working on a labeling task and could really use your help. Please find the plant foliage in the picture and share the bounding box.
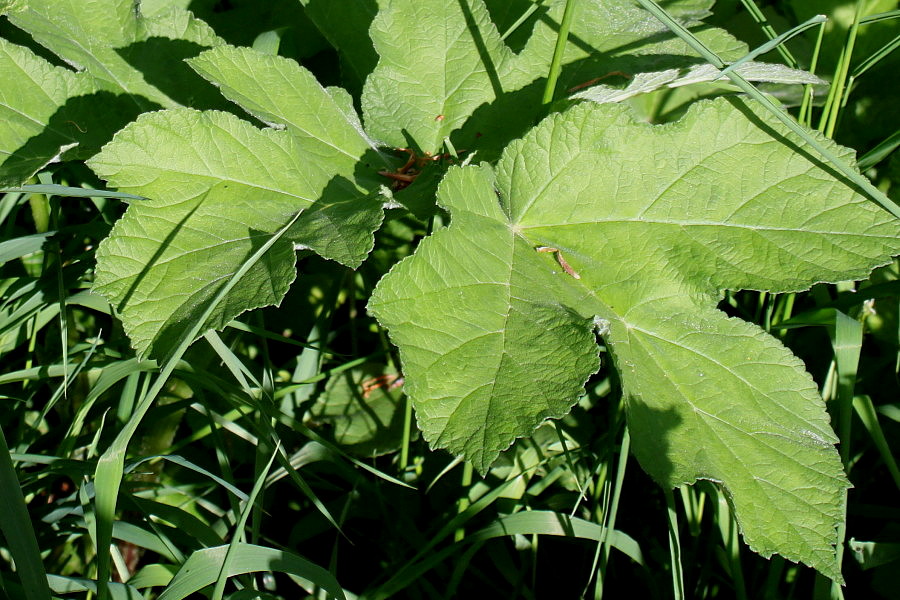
[2,0,900,595]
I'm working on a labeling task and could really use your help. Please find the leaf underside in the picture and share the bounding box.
[369,97,900,580]
[0,0,226,185]
[11,0,889,582]
[362,0,747,159]
[89,46,385,360]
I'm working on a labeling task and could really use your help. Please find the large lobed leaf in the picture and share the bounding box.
[361,0,748,158]
[89,46,386,359]
[0,0,226,185]
[361,0,514,153]
[0,37,90,185]
[368,97,900,579]
[1,0,222,107]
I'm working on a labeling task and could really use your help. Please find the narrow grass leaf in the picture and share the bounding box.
[715,14,826,79]
[125,496,224,549]
[0,185,146,200]
[665,488,686,600]
[0,232,54,265]
[853,395,900,493]
[124,564,178,589]
[470,510,643,564]
[857,129,900,170]
[0,427,50,600]
[125,455,248,502]
[93,211,304,600]
[157,544,346,600]
[211,444,280,600]
[201,332,347,529]
[46,576,142,600]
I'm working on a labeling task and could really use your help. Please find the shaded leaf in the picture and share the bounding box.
[311,362,407,455]
[156,543,346,600]
[362,0,514,153]
[0,0,226,185]
[0,38,89,185]
[1,0,223,108]
[300,0,382,93]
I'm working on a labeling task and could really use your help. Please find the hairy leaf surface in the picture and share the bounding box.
[362,0,514,153]
[1,0,222,107]
[369,97,900,579]
[362,0,748,162]
[0,38,90,185]
[89,46,385,359]
[0,0,225,184]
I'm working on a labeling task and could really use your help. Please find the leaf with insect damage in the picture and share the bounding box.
[369,97,900,580]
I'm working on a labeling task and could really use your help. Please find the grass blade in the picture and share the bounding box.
[716,14,826,80]
[665,488,685,600]
[157,544,347,600]
[0,427,50,600]
[211,443,280,600]
[92,209,305,600]
[633,0,900,219]
[853,395,900,493]
[857,128,900,170]
[0,184,146,201]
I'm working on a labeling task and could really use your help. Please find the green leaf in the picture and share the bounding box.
[310,362,407,455]
[1,0,223,108]
[186,45,384,182]
[156,543,345,600]
[0,0,227,185]
[362,0,514,153]
[299,0,382,93]
[368,97,900,579]
[89,106,381,359]
[370,163,601,472]
[0,38,89,185]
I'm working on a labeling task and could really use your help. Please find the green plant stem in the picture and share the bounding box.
[799,21,826,127]
[737,0,798,67]
[593,426,630,599]
[541,0,578,106]
[664,487,685,600]
[633,0,900,219]
[454,462,474,542]
[399,395,413,471]
[716,492,748,600]
[819,1,865,138]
